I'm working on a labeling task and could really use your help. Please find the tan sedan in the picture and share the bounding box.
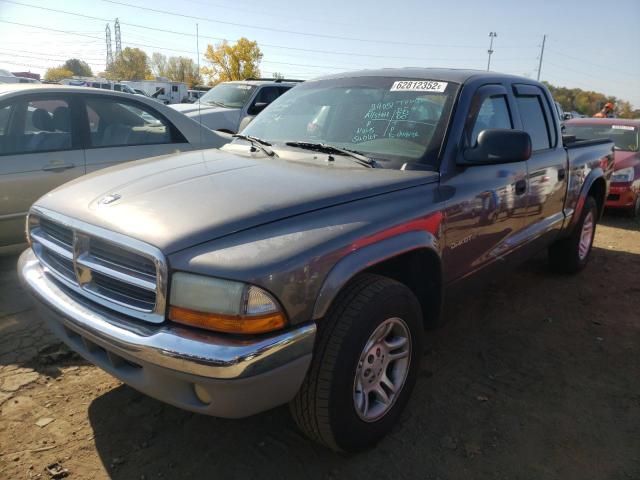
[0,84,229,251]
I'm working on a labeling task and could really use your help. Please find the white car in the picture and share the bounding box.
[0,84,229,251]
[170,79,300,133]
[0,69,40,84]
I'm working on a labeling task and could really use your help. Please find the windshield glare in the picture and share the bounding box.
[242,77,457,169]
[199,83,256,108]
[565,124,639,152]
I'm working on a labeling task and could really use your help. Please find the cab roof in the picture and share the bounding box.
[309,67,529,84]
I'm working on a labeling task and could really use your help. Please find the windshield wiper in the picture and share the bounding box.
[233,134,277,157]
[285,141,379,168]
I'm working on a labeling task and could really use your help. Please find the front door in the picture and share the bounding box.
[80,95,189,174]
[441,84,529,284]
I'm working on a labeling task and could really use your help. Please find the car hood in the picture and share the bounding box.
[34,149,438,254]
[170,103,235,116]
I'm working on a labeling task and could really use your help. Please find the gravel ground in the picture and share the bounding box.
[1,214,639,480]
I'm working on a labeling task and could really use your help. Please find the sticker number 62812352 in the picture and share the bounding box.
[390,80,448,92]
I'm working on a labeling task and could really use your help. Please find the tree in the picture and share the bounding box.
[105,47,151,81]
[165,56,202,87]
[150,52,167,78]
[543,82,636,118]
[44,67,74,82]
[62,58,92,77]
[202,38,262,85]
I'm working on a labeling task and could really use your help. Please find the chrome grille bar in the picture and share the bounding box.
[28,206,167,324]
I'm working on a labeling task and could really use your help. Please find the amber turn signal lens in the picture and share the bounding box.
[169,306,287,334]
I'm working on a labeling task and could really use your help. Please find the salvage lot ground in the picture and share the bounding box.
[1,215,639,480]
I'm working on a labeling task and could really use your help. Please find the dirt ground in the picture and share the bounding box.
[1,214,639,480]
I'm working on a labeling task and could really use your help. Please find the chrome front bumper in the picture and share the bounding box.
[18,248,316,417]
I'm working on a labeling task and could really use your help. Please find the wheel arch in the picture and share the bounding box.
[312,231,443,330]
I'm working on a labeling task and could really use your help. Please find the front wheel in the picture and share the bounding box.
[548,196,597,273]
[290,274,423,452]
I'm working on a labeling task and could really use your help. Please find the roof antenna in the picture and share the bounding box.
[196,22,203,148]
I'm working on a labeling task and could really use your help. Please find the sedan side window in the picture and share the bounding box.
[470,95,513,146]
[248,86,282,114]
[0,98,72,156]
[85,98,179,148]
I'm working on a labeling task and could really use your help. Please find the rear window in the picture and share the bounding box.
[565,124,639,152]
[516,96,551,151]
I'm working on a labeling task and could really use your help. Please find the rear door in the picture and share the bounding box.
[442,84,529,283]
[80,94,190,173]
[0,93,84,247]
[512,84,567,247]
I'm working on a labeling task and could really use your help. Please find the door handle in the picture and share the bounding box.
[42,162,75,172]
[515,179,527,195]
[558,168,566,181]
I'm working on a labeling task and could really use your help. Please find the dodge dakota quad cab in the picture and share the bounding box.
[18,69,613,452]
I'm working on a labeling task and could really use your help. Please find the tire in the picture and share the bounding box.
[548,196,598,273]
[290,274,424,452]
[628,195,640,218]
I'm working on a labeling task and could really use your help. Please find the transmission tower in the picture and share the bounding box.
[105,23,113,68]
[114,18,122,57]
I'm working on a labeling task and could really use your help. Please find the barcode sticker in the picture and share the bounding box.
[390,80,448,92]
[611,125,635,131]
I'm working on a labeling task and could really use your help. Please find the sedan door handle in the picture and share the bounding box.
[42,162,75,172]
[515,179,527,195]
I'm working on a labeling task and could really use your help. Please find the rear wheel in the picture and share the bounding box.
[290,274,423,452]
[628,195,640,218]
[548,196,597,273]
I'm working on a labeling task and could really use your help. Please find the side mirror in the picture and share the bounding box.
[249,102,269,115]
[461,129,532,165]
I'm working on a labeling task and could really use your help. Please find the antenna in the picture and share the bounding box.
[105,24,113,67]
[196,23,202,147]
[114,18,122,57]
[487,32,497,71]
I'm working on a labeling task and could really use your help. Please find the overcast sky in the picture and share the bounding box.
[1,0,638,106]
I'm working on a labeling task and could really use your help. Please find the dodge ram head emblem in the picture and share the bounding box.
[99,193,121,205]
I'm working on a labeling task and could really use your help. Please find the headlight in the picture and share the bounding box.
[168,272,287,334]
[612,167,635,183]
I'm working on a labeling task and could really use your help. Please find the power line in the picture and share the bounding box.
[99,0,507,49]
[0,50,104,64]
[0,47,105,61]
[546,47,638,78]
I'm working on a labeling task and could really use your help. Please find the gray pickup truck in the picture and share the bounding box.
[18,69,613,452]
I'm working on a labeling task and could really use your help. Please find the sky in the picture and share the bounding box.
[1,0,639,107]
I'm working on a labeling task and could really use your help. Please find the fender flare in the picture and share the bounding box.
[569,167,606,230]
[311,230,440,321]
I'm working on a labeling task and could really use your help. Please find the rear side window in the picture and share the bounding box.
[516,96,551,150]
[470,95,513,146]
[85,97,180,148]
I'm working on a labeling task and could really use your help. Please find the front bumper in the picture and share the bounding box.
[606,184,638,209]
[18,248,316,418]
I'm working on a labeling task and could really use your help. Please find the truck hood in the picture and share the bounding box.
[35,149,438,254]
[613,150,640,170]
[170,103,235,116]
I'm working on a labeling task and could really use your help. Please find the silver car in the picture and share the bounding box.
[170,79,300,133]
[0,84,228,251]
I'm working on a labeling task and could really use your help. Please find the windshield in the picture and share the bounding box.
[242,76,458,169]
[199,83,256,108]
[565,123,639,152]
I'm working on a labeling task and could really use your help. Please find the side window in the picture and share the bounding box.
[470,95,512,146]
[0,104,15,155]
[85,97,178,148]
[171,85,178,92]
[113,84,122,92]
[23,99,72,153]
[253,87,281,106]
[515,96,551,150]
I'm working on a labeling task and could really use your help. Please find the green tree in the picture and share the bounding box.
[165,56,202,87]
[543,82,636,118]
[150,52,167,78]
[105,47,151,81]
[62,58,92,77]
[202,38,262,85]
[44,66,74,82]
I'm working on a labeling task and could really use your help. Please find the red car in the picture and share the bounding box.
[565,118,640,216]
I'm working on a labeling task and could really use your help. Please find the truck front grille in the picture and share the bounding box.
[29,208,167,324]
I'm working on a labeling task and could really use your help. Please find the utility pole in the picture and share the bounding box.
[536,34,546,81]
[105,24,113,68]
[114,18,122,57]
[487,32,497,71]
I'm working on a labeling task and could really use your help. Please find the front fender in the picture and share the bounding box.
[568,167,606,231]
[312,229,440,320]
